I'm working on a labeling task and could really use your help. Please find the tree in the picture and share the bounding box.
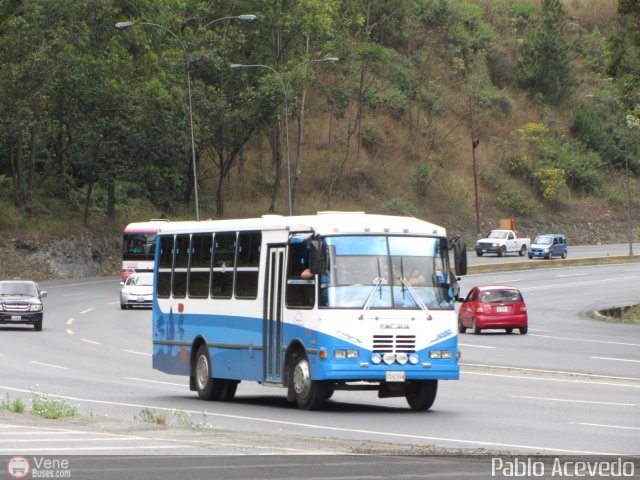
[517,0,576,104]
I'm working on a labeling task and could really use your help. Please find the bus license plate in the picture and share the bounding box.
[11,315,22,321]
[385,371,405,382]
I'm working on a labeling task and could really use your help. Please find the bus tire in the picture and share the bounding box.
[291,355,327,410]
[405,380,437,410]
[194,344,225,401]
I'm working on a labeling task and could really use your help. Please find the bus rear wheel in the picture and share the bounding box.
[194,344,226,401]
[291,355,328,410]
[405,380,438,410]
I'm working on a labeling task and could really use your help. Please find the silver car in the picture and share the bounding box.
[120,272,154,309]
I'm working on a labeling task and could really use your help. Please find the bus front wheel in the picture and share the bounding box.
[405,380,438,410]
[194,344,225,401]
[291,355,328,410]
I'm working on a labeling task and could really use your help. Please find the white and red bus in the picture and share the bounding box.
[122,220,169,281]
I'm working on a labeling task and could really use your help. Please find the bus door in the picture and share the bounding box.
[264,245,286,382]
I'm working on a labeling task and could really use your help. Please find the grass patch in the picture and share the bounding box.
[31,392,78,419]
[1,394,26,413]
[596,305,640,324]
[134,408,167,425]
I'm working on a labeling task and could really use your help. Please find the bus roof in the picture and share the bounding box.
[124,219,170,233]
[153,212,446,237]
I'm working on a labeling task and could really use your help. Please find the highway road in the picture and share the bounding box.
[0,256,639,463]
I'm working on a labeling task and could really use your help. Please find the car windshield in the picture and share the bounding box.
[126,274,153,287]
[0,282,38,296]
[534,236,553,245]
[487,231,508,239]
[480,289,522,303]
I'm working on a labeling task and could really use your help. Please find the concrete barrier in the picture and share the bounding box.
[467,255,640,274]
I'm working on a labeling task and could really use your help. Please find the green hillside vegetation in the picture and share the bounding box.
[0,0,638,247]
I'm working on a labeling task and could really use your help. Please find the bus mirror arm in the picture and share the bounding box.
[449,236,468,276]
[308,239,326,275]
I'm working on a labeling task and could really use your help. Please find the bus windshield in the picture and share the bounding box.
[123,233,157,261]
[318,235,454,310]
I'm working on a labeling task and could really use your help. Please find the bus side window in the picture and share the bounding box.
[235,232,261,299]
[172,234,189,298]
[188,233,213,298]
[285,243,314,308]
[157,235,174,298]
[211,232,236,299]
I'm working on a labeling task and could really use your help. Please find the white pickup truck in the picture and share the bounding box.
[475,229,530,257]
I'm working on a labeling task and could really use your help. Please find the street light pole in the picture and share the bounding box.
[230,58,339,216]
[115,15,256,221]
[586,94,634,256]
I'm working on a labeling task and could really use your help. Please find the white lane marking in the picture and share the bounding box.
[513,396,636,406]
[462,363,640,382]
[29,361,68,370]
[493,278,522,283]
[572,422,640,431]
[80,308,94,314]
[124,377,186,387]
[592,356,640,364]
[0,385,628,456]
[623,268,640,272]
[0,446,192,453]
[65,329,74,335]
[46,279,117,289]
[124,350,152,357]
[0,423,318,454]
[80,339,101,345]
[66,318,74,325]
[557,273,586,277]
[4,437,165,443]
[521,276,639,292]
[107,301,120,305]
[464,371,640,389]
[528,334,640,347]
[458,343,496,349]
[62,293,86,297]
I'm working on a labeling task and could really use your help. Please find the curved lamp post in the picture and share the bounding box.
[586,94,634,256]
[230,57,339,216]
[115,15,257,221]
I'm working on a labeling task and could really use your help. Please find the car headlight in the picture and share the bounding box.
[29,304,43,312]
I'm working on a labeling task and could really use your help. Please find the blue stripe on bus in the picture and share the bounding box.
[153,311,459,381]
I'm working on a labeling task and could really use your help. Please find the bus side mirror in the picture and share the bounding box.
[308,239,326,275]
[451,237,468,276]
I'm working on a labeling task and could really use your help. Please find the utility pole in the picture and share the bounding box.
[469,96,481,234]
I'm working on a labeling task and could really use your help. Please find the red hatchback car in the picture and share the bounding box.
[458,285,528,335]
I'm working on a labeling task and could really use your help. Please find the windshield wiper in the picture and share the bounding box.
[398,257,432,317]
[399,277,432,318]
[361,258,385,311]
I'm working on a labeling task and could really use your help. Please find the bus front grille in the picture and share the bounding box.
[372,335,416,353]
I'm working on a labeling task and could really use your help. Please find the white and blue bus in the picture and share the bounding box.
[152,212,467,410]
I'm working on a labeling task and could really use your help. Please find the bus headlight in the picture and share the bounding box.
[429,350,453,359]
[395,352,408,365]
[383,353,396,365]
[371,353,382,365]
[408,353,420,365]
[334,349,359,359]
